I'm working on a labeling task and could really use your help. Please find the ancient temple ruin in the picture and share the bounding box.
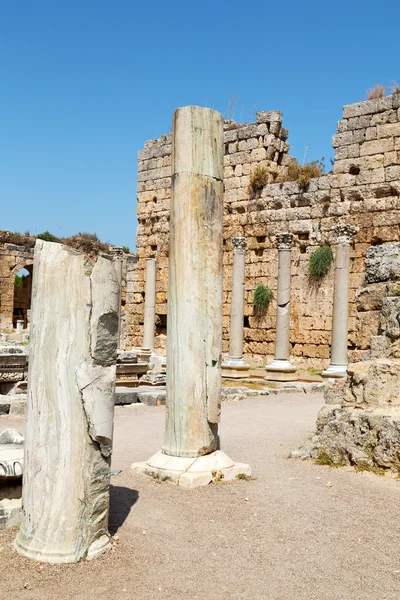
[127,94,400,370]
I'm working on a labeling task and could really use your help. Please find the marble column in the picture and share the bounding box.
[111,246,124,348]
[14,239,120,563]
[142,257,156,352]
[131,106,250,487]
[265,233,297,381]
[322,225,358,378]
[222,237,250,378]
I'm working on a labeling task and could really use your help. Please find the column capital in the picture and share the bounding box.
[332,225,358,245]
[276,232,293,250]
[232,237,247,254]
[110,245,124,259]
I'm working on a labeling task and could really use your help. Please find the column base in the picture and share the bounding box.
[14,532,111,563]
[221,358,250,379]
[265,359,297,382]
[131,450,251,488]
[321,364,347,379]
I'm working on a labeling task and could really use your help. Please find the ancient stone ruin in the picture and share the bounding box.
[0,93,400,566]
[129,93,400,371]
[303,242,400,470]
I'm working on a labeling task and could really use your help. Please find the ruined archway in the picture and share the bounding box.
[13,264,33,328]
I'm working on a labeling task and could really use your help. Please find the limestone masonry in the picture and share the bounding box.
[128,95,400,367]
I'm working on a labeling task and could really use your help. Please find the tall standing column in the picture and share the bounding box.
[15,240,120,563]
[111,245,124,348]
[265,232,297,381]
[322,225,358,378]
[222,237,250,379]
[131,106,250,487]
[142,257,156,351]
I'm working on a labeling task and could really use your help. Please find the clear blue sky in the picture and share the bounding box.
[1,1,399,250]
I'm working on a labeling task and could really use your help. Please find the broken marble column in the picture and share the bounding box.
[322,225,358,378]
[142,258,156,352]
[111,246,124,348]
[132,106,251,487]
[222,237,250,378]
[14,240,120,563]
[16,320,24,335]
[265,233,297,381]
[0,428,24,529]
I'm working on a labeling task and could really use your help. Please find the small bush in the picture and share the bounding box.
[122,245,131,254]
[253,284,273,320]
[367,84,385,100]
[308,245,333,280]
[280,158,325,190]
[36,231,60,243]
[250,166,269,191]
[61,232,109,257]
[1,231,36,249]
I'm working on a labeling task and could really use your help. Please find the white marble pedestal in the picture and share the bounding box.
[132,450,251,488]
[265,359,297,382]
[221,358,250,379]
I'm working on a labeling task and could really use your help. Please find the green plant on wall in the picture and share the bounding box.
[308,245,333,280]
[253,283,273,320]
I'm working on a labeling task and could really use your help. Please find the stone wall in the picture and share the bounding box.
[0,234,34,331]
[128,95,400,368]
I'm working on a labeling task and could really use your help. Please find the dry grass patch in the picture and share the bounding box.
[367,84,386,100]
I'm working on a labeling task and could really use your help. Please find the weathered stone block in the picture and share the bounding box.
[365,243,400,283]
[256,111,282,124]
[309,405,400,468]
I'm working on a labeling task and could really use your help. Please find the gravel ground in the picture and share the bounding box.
[1,394,400,600]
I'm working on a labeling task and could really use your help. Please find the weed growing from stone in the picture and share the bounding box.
[308,245,334,280]
[253,283,273,320]
[314,450,345,468]
[279,158,325,190]
[367,84,386,100]
[249,166,269,191]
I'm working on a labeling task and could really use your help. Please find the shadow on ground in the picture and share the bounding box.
[109,485,139,535]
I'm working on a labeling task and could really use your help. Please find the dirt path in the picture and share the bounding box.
[1,394,399,600]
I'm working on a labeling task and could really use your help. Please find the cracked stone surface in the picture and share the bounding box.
[14,240,120,563]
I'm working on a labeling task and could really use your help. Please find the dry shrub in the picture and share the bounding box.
[367,84,385,100]
[61,232,109,257]
[0,230,36,249]
[279,158,325,190]
[390,80,400,95]
[249,166,269,191]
